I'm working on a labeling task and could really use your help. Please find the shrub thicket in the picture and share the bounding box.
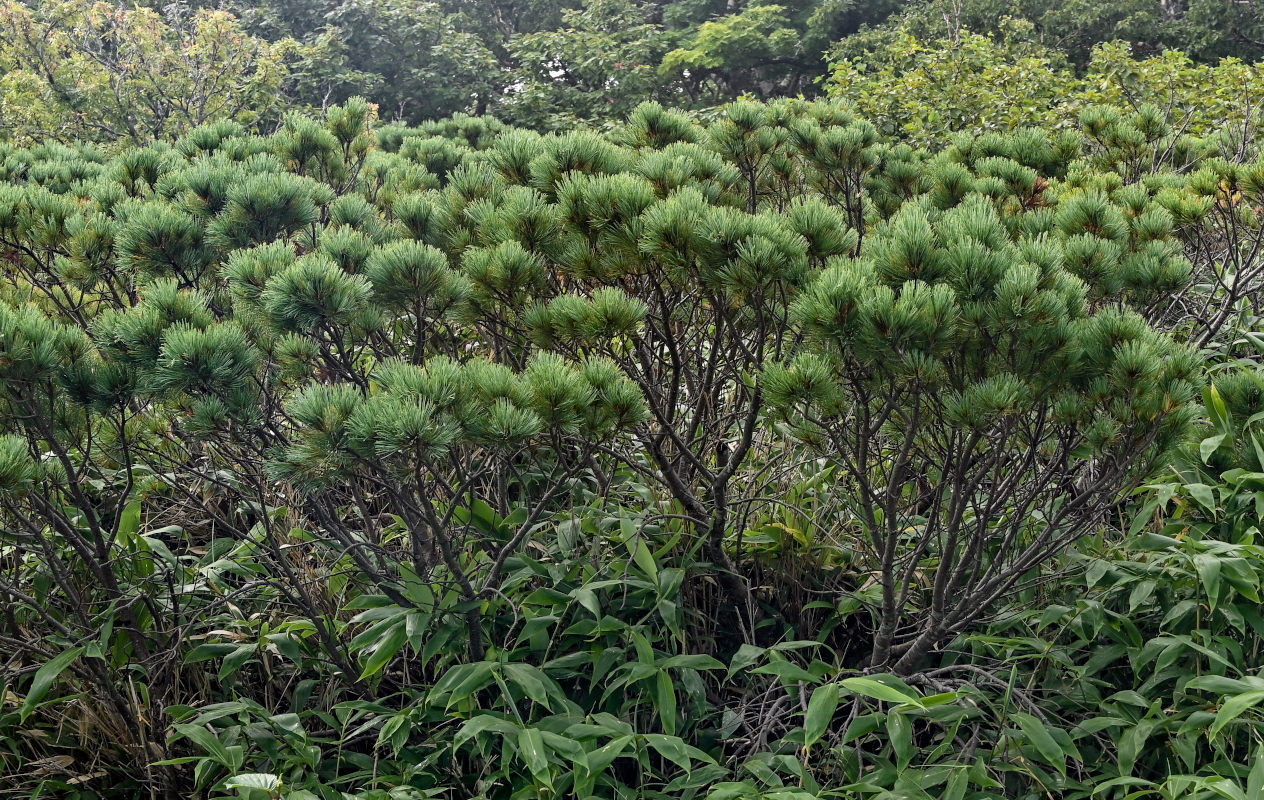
[2,94,1264,800]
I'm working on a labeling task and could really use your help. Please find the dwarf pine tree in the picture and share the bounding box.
[516,100,876,631]
[1164,155,1264,350]
[765,195,1200,673]
[0,299,188,791]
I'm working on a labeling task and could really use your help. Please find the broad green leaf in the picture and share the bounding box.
[1194,554,1223,612]
[571,586,601,618]
[117,497,142,541]
[1248,744,1264,800]
[585,733,634,775]
[840,676,921,705]
[751,660,819,683]
[173,722,234,766]
[538,731,584,761]
[1128,580,1156,612]
[1206,384,1232,434]
[643,733,692,771]
[623,523,658,583]
[225,773,280,791]
[1251,432,1264,475]
[843,712,882,743]
[454,714,516,749]
[887,710,912,769]
[727,644,766,677]
[1090,777,1155,795]
[1117,718,1159,776]
[184,643,240,664]
[503,662,554,709]
[656,669,678,736]
[803,683,839,747]
[1187,483,1217,513]
[359,622,407,680]
[1210,689,1264,738]
[219,644,257,682]
[1205,777,1249,800]
[1011,712,1065,775]
[1201,433,1228,463]
[1187,675,1255,694]
[1086,559,1110,588]
[19,646,84,723]
[517,726,552,789]
[658,654,725,670]
[442,661,497,708]
[943,767,969,800]
[141,534,179,567]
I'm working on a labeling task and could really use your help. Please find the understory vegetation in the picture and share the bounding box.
[1,0,1264,799]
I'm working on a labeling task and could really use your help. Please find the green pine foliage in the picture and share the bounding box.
[2,91,1264,800]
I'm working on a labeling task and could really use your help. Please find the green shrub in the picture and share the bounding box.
[0,98,1260,800]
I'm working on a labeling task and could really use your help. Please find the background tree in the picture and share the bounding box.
[825,23,1082,145]
[845,0,1264,67]
[0,0,292,146]
[501,0,678,130]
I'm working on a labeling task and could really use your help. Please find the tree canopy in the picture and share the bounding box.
[5,0,1259,140]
